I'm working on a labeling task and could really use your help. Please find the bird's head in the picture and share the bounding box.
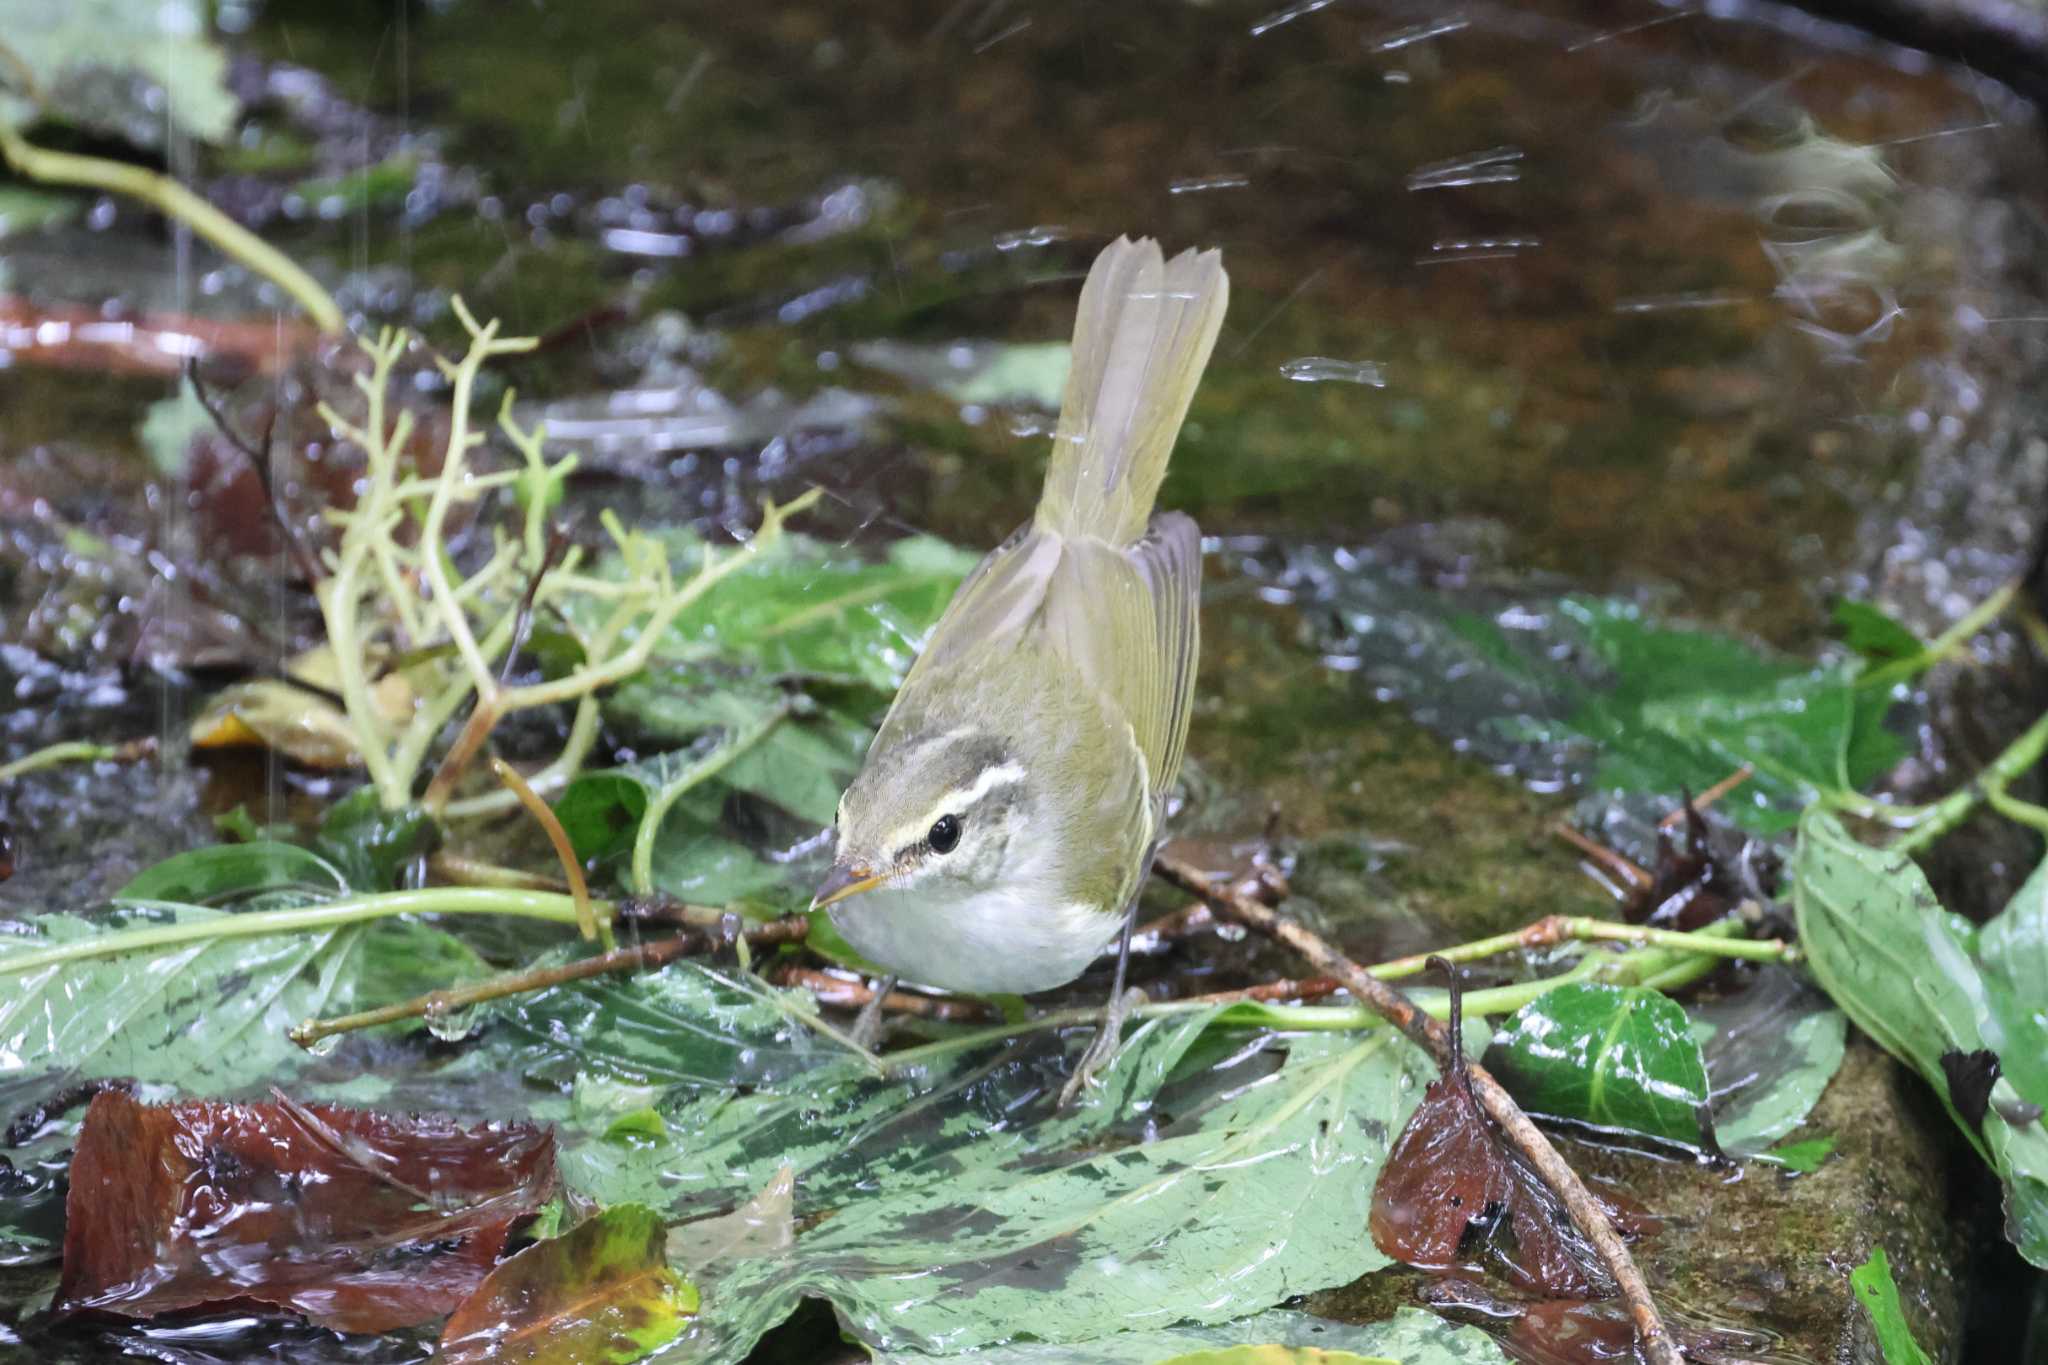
[813,726,1036,911]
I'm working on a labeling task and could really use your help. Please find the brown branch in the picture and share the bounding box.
[1152,852,1683,1365]
[773,967,999,1022]
[1554,821,1651,891]
[289,914,811,1047]
[1658,764,1751,829]
[1174,976,1345,1006]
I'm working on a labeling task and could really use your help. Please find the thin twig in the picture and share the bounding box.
[290,915,812,1046]
[773,967,999,1021]
[1657,764,1752,829]
[1153,852,1684,1365]
[1553,821,1651,891]
[489,757,598,944]
[184,356,323,585]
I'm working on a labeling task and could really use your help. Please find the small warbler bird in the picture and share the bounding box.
[813,236,1227,1091]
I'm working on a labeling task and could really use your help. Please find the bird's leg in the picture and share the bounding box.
[848,974,898,1051]
[1057,893,1145,1109]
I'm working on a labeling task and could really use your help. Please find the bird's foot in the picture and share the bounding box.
[847,974,898,1052]
[1057,985,1146,1110]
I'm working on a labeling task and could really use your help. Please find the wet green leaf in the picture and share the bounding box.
[1831,599,1923,664]
[0,185,78,238]
[870,1308,1507,1364]
[576,531,975,692]
[0,909,354,1095]
[1486,982,1709,1143]
[115,841,349,906]
[551,1006,1437,1360]
[1794,810,2048,1265]
[0,0,239,145]
[1848,1247,1934,1365]
[439,1204,696,1365]
[558,687,863,909]
[481,961,826,1091]
[1978,856,2048,1106]
[1762,1136,1836,1173]
[312,787,438,892]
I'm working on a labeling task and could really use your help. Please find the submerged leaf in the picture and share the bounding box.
[1693,966,1846,1156]
[1369,1041,1618,1298]
[1293,551,1904,832]
[58,1091,556,1332]
[1486,982,1709,1145]
[868,1307,1508,1364]
[1794,810,2048,1265]
[439,1203,695,1365]
[1848,1247,1935,1365]
[1154,1348,1396,1365]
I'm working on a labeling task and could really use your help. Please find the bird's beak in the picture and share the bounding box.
[811,861,887,910]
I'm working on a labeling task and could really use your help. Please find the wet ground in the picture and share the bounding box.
[7,0,2048,1360]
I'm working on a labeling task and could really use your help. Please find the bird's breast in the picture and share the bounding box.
[827,878,1124,995]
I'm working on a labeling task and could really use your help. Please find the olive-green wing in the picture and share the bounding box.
[895,522,1057,693]
[1038,516,1201,803]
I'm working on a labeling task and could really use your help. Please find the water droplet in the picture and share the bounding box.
[1279,357,1387,387]
[426,1003,480,1042]
[304,1033,341,1059]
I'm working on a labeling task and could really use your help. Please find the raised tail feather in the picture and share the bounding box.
[1034,237,1228,546]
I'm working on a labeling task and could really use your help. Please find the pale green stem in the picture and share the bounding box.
[0,889,604,977]
[0,124,345,334]
[1890,706,2048,856]
[418,330,506,694]
[1367,914,1786,981]
[1857,577,2019,693]
[0,741,120,782]
[881,919,1754,1073]
[1987,786,2048,839]
[442,694,603,818]
[631,707,791,895]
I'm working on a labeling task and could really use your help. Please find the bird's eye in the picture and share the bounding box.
[928,814,962,854]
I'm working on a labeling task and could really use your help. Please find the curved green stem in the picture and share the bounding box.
[631,705,790,895]
[0,740,121,782]
[0,888,607,976]
[1890,706,2048,856]
[0,124,344,334]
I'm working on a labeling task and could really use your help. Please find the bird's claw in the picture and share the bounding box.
[1057,986,1146,1110]
[847,974,897,1052]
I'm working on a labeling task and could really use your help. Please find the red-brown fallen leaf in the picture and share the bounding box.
[1368,971,1646,1300]
[58,1091,555,1333]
